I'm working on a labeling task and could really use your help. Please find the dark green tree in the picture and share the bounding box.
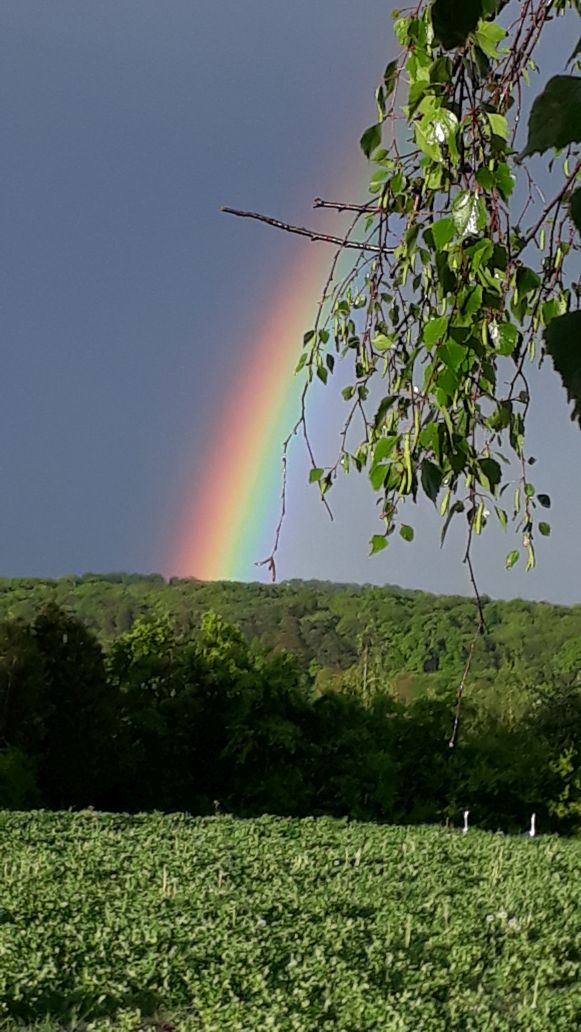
[31,604,116,807]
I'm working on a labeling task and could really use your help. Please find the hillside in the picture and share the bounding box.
[1,574,580,712]
[1,576,580,830]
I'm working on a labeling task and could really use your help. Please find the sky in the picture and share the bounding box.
[2,0,581,604]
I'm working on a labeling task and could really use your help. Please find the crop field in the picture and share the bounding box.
[0,813,580,1031]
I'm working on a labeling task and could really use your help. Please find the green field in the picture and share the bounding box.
[1,813,580,1031]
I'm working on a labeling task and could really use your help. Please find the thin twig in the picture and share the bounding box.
[519,159,581,249]
[313,197,379,214]
[255,449,288,583]
[449,453,488,749]
[255,213,365,579]
[221,207,393,254]
[448,633,480,749]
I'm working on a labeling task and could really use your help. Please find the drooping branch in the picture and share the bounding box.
[448,633,480,749]
[221,207,393,254]
[226,0,580,746]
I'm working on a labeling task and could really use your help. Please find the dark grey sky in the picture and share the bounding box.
[2,1,580,603]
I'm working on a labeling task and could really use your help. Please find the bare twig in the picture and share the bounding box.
[448,632,480,749]
[221,207,393,254]
[255,214,366,580]
[313,197,379,214]
[520,160,581,249]
[449,457,488,749]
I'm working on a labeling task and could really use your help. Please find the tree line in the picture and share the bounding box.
[0,598,579,832]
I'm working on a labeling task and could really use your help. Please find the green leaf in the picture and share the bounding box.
[432,0,485,50]
[432,217,456,249]
[505,549,520,570]
[538,521,551,537]
[516,266,541,302]
[487,112,508,140]
[545,312,581,429]
[495,321,518,356]
[369,168,390,190]
[478,457,502,492]
[370,464,388,491]
[429,56,453,84]
[452,191,484,238]
[537,493,551,509]
[419,421,440,455]
[423,107,459,149]
[520,75,581,158]
[462,285,483,319]
[465,238,493,271]
[441,500,465,545]
[476,167,495,190]
[495,506,508,530]
[360,123,382,159]
[372,332,394,351]
[309,468,324,483]
[435,251,457,293]
[570,189,581,234]
[383,60,398,100]
[373,394,397,429]
[421,460,443,503]
[370,534,388,555]
[415,124,442,162]
[408,80,430,117]
[394,16,411,47]
[494,162,515,201]
[474,20,506,58]
[440,339,466,372]
[423,316,448,345]
[487,400,512,431]
[399,524,415,542]
[373,436,398,463]
[435,367,459,399]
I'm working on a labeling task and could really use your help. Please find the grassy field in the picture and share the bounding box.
[0,812,579,1031]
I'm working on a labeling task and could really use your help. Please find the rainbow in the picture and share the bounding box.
[169,147,386,581]
[169,244,335,581]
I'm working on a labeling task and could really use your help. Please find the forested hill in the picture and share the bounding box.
[1,574,580,711]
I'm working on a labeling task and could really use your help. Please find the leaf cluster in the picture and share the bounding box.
[295,0,581,575]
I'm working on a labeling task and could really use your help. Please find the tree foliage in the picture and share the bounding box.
[1,586,581,831]
[229,0,580,580]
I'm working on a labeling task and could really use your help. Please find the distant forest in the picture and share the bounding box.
[0,575,579,831]
[1,574,581,712]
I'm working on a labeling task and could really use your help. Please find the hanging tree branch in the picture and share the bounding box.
[224,0,581,737]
